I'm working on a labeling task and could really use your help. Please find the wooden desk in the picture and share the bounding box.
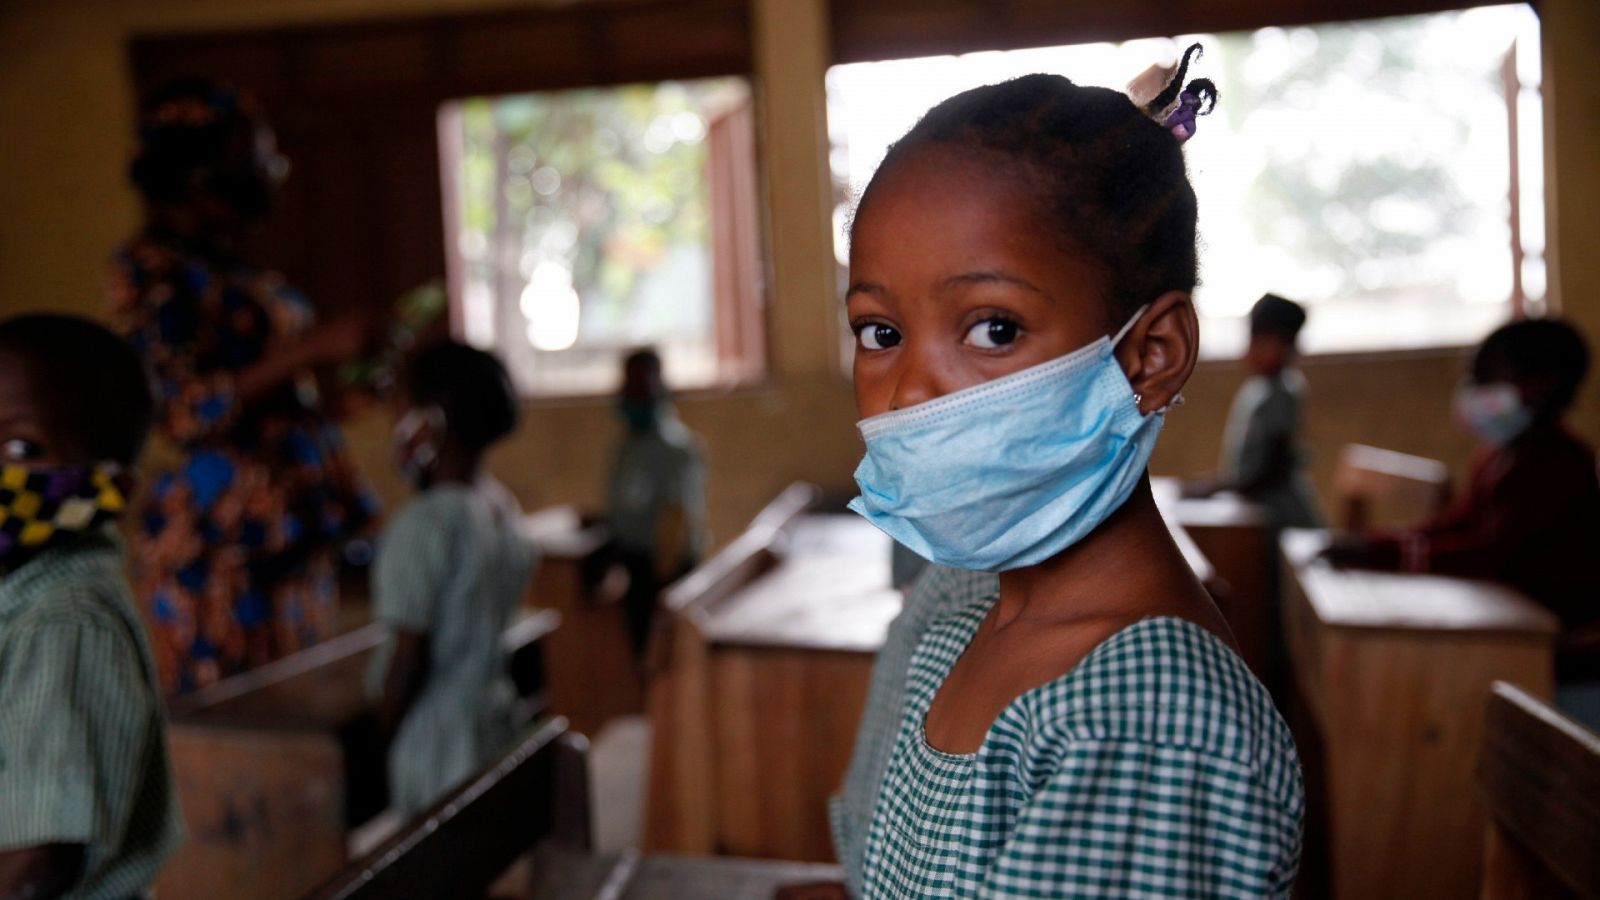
[160,609,558,900]
[646,485,899,862]
[1280,530,1558,900]
[522,508,643,737]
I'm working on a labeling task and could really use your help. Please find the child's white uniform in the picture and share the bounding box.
[366,480,537,815]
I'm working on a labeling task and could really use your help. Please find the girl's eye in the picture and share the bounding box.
[855,323,902,352]
[1,438,43,463]
[964,318,1020,349]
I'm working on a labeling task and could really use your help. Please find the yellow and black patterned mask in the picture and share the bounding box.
[0,462,127,563]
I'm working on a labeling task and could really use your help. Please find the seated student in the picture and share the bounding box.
[367,341,537,818]
[1326,318,1600,627]
[819,47,1302,898]
[605,347,708,657]
[1184,293,1322,528]
[0,315,184,899]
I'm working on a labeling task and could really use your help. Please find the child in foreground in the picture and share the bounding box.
[0,314,184,899]
[367,340,538,818]
[1185,293,1323,528]
[831,45,1303,898]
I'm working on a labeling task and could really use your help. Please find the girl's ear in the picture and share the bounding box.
[1117,290,1199,415]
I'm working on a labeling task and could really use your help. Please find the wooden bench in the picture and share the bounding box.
[158,608,559,900]
[303,716,587,900]
[1334,443,1451,531]
[1478,681,1600,900]
[1280,530,1558,900]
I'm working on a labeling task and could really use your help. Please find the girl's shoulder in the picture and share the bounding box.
[1007,616,1296,773]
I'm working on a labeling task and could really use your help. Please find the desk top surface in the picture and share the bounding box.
[1281,529,1558,636]
[698,514,902,653]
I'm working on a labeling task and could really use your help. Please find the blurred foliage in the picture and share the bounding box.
[458,79,739,338]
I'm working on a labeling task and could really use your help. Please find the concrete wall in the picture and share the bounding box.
[0,0,1594,543]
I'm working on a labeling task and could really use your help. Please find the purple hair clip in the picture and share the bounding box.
[1161,91,1203,144]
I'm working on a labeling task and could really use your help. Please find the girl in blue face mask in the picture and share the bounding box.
[836,47,1305,899]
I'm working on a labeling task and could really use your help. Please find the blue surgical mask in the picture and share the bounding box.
[1454,382,1533,446]
[848,310,1162,573]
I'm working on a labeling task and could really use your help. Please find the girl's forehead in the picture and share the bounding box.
[849,146,1104,297]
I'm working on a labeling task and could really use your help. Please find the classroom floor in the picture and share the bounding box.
[589,715,651,853]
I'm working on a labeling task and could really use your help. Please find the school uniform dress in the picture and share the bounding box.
[0,530,185,899]
[1219,370,1322,528]
[108,230,377,694]
[857,592,1303,899]
[832,565,998,896]
[366,483,538,817]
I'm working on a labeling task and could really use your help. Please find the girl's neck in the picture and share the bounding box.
[993,477,1214,631]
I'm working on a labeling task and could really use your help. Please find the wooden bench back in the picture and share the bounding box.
[1478,682,1600,899]
[1334,443,1451,531]
[302,716,587,900]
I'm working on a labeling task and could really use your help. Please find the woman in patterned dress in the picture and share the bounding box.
[109,78,378,694]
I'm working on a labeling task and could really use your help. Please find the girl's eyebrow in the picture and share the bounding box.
[941,270,1046,295]
[845,280,887,301]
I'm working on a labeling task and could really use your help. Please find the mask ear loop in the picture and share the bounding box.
[1114,305,1186,413]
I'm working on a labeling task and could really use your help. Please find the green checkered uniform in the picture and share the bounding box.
[0,530,184,899]
[860,598,1303,898]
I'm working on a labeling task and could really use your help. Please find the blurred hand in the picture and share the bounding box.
[774,882,851,900]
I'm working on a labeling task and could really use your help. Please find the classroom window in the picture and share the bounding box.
[826,4,1544,359]
[441,77,765,398]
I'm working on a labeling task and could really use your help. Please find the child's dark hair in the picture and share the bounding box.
[0,314,155,465]
[1474,318,1590,415]
[1250,293,1308,342]
[403,340,519,453]
[856,44,1217,328]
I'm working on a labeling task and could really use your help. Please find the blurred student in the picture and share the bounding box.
[1184,293,1322,527]
[0,315,183,899]
[367,341,537,818]
[1326,319,1599,627]
[605,348,708,657]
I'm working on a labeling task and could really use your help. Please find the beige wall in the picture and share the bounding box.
[0,0,1595,545]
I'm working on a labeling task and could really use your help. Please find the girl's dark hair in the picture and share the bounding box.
[404,341,520,453]
[856,45,1217,327]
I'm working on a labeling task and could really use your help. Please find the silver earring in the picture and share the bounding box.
[1132,392,1143,406]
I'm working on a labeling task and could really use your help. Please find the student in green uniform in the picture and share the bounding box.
[604,347,708,657]
[368,341,537,818]
[0,314,184,900]
[832,46,1302,898]
[1184,293,1323,528]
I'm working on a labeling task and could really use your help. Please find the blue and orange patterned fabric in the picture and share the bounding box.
[108,230,377,694]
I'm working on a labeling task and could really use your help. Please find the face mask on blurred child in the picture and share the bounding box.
[1453,382,1533,447]
[392,406,445,485]
[0,462,127,570]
